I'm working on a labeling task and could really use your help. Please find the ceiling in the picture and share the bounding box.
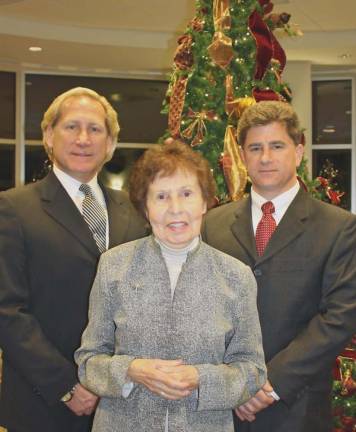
[0,0,356,76]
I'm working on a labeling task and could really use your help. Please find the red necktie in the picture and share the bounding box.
[255,201,276,256]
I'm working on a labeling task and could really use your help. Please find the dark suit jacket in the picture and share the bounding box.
[202,189,356,432]
[0,171,147,432]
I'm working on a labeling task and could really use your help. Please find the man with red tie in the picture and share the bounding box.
[202,101,356,432]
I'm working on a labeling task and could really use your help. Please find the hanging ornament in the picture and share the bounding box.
[207,0,234,69]
[168,76,188,138]
[265,12,291,30]
[174,34,194,70]
[221,126,247,201]
[225,75,255,119]
[181,108,217,146]
[208,32,234,69]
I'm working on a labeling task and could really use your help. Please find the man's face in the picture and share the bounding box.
[45,96,113,183]
[240,121,304,199]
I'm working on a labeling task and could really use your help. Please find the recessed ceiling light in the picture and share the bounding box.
[110,93,121,102]
[322,125,336,134]
[338,53,351,59]
[29,46,42,52]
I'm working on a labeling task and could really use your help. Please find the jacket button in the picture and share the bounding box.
[254,268,262,276]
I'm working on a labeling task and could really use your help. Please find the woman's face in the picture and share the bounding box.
[146,168,207,249]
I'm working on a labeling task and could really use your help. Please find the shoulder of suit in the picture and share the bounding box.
[306,192,356,222]
[0,178,44,206]
[205,197,246,221]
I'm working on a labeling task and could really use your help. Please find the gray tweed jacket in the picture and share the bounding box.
[75,236,266,432]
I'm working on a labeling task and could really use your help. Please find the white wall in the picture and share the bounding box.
[283,61,312,165]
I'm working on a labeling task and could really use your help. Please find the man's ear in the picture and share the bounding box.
[44,127,54,150]
[295,143,304,168]
[105,136,115,159]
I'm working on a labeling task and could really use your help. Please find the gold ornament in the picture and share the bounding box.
[208,31,234,69]
[225,75,256,119]
[208,0,233,69]
[221,126,247,201]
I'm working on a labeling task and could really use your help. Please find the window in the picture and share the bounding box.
[23,73,167,187]
[0,71,16,190]
[312,79,353,211]
[25,74,168,143]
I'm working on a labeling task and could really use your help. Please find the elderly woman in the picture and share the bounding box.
[75,140,266,432]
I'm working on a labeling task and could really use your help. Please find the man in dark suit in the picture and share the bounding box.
[0,87,146,432]
[203,101,356,432]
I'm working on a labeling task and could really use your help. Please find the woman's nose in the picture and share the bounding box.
[169,196,183,213]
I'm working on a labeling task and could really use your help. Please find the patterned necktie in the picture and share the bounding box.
[79,184,107,254]
[255,201,276,256]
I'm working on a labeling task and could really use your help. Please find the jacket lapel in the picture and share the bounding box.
[230,196,258,262]
[257,189,309,265]
[40,171,100,257]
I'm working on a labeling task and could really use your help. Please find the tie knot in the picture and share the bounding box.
[261,201,275,215]
[79,183,93,197]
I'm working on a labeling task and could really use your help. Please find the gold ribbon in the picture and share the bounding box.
[213,0,231,31]
[208,0,233,69]
[181,108,217,147]
[221,126,247,201]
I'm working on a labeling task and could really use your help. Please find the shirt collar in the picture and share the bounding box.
[251,181,300,213]
[53,164,99,198]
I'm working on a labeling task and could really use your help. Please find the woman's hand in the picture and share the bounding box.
[127,359,199,400]
[157,363,199,392]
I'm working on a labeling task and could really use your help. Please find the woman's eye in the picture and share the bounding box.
[183,190,192,197]
[157,193,166,200]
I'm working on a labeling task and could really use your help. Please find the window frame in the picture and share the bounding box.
[311,76,355,212]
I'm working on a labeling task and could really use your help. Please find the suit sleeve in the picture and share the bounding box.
[268,214,356,406]
[75,255,135,397]
[0,195,77,405]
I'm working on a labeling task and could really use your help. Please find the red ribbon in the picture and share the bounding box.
[249,1,287,101]
[253,88,280,102]
[248,10,272,81]
[258,0,274,15]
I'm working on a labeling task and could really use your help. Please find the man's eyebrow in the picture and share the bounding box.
[246,142,262,147]
[269,140,285,145]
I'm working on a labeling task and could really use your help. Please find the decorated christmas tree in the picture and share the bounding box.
[162,0,295,202]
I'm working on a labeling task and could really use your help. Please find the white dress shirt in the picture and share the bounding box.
[251,181,300,235]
